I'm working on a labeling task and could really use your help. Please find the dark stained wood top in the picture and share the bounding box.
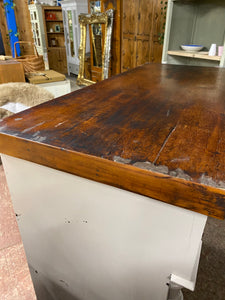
[1,63,225,219]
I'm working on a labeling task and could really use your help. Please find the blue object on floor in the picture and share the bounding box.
[3,0,20,57]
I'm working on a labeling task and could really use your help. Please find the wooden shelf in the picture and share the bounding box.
[46,19,63,22]
[47,32,64,34]
[48,46,65,49]
[43,5,67,73]
[167,50,221,62]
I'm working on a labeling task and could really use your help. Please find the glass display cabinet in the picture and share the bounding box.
[61,0,89,75]
[28,3,49,69]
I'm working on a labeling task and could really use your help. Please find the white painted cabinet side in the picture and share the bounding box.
[162,0,174,64]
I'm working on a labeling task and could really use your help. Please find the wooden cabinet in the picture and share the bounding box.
[122,0,151,72]
[87,0,164,76]
[47,47,67,74]
[121,0,164,73]
[162,0,225,67]
[42,6,67,74]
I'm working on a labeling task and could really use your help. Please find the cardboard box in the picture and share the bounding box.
[26,70,66,84]
[0,60,25,83]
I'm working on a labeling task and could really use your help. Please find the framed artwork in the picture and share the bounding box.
[55,25,61,32]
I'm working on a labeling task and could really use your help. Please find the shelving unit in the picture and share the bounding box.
[167,50,221,61]
[42,6,67,74]
[162,0,225,67]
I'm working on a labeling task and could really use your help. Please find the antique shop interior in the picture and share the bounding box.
[0,0,225,300]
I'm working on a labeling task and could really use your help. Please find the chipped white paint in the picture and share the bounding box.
[32,131,41,137]
[14,118,23,121]
[114,157,225,187]
[54,121,67,128]
[21,122,45,133]
[169,168,192,181]
[133,161,169,175]
[114,158,193,181]
[200,174,225,189]
[2,154,207,300]
[32,136,47,142]
[113,156,131,164]
[171,157,190,163]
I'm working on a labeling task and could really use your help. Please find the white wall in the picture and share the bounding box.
[35,0,60,6]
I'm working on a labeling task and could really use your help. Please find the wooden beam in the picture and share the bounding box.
[0,0,11,56]
[14,0,33,53]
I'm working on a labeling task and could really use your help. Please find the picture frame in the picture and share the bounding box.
[77,9,114,86]
[55,25,61,32]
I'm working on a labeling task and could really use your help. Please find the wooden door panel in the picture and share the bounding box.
[48,49,57,70]
[121,38,136,72]
[121,0,164,72]
[121,0,137,72]
[149,0,164,63]
[122,0,136,35]
[136,39,150,66]
[137,0,152,37]
[58,48,67,74]
[48,48,67,74]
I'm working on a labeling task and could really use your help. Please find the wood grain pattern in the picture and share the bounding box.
[168,50,221,61]
[14,0,33,47]
[121,0,164,72]
[0,60,25,83]
[0,1,11,56]
[1,64,225,219]
[0,0,33,57]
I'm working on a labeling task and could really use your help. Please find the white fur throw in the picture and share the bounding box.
[0,82,54,119]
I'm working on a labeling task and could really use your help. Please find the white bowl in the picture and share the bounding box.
[181,44,204,52]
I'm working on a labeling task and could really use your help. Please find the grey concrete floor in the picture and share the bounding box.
[66,75,225,300]
[66,74,83,92]
[183,217,225,300]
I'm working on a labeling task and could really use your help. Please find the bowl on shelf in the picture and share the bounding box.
[180,45,204,52]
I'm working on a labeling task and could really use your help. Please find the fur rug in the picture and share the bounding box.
[0,82,54,119]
